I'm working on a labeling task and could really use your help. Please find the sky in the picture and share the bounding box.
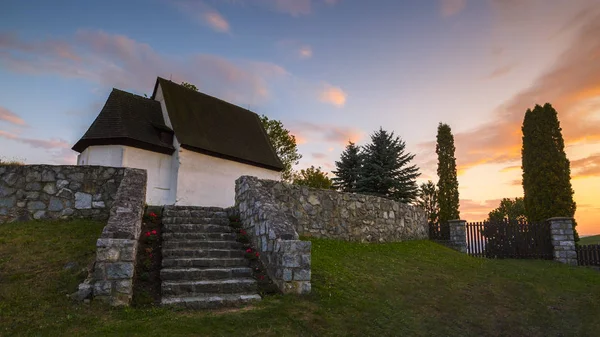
[0,0,599,235]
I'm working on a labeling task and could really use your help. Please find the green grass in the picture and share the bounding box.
[1,221,599,336]
[580,234,600,245]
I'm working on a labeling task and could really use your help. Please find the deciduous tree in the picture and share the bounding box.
[259,115,302,182]
[416,180,439,224]
[487,197,526,223]
[293,166,333,189]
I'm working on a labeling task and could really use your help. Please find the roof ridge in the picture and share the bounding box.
[111,87,155,101]
[157,77,258,116]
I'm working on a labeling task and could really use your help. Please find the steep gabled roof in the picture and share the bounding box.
[72,89,175,155]
[152,77,283,171]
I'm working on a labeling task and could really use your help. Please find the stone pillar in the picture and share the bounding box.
[448,219,467,253]
[547,217,577,266]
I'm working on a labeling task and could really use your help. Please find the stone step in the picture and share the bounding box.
[162,217,230,225]
[164,206,227,212]
[161,293,261,309]
[162,248,244,259]
[163,209,229,218]
[163,224,234,234]
[162,232,236,241]
[161,267,253,281]
[162,278,257,296]
[162,257,249,268]
[163,240,245,250]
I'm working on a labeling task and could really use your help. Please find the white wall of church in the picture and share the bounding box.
[77,145,123,166]
[121,146,175,206]
[176,148,281,207]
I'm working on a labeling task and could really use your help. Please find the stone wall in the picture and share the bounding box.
[81,168,147,306]
[235,176,311,294]
[238,176,427,243]
[0,165,125,223]
[548,217,578,265]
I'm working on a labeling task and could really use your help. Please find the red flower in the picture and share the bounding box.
[149,253,153,258]
[149,212,157,218]
[145,232,151,237]
[255,252,260,257]
[246,248,252,253]
[240,230,247,235]
[151,230,157,235]
[258,275,264,280]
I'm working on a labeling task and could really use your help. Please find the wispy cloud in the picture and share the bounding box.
[419,5,600,174]
[173,1,231,33]
[440,0,467,17]
[319,83,347,107]
[460,198,503,221]
[222,0,340,16]
[298,45,313,59]
[312,152,327,159]
[0,106,27,126]
[0,130,70,149]
[483,63,517,80]
[290,122,362,145]
[0,30,287,106]
[571,153,600,179]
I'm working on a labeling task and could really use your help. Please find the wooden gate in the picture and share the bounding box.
[428,222,450,241]
[465,220,553,259]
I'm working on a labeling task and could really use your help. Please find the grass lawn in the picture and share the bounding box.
[1,221,599,337]
[580,234,600,245]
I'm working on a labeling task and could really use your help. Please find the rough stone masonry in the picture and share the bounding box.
[0,165,125,223]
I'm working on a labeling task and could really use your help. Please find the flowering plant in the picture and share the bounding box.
[145,230,158,244]
[236,228,250,244]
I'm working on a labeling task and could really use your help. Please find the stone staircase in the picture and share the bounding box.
[160,206,260,309]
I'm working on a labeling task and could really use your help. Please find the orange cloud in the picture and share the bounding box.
[571,153,600,179]
[500,165,521,173]
[440,0,466,17]
[319,83,347,107]
[290,122,363,145]
[203,11,230,33]
[460,198,503,221]
[0,106,27,126]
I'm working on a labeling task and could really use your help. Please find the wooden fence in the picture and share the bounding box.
[576,244,600,266]
[428,222,450,241]
[464,220,553,260]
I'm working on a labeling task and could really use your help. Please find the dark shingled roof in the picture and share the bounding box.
[152,77,283,171]
[72,89,175,155]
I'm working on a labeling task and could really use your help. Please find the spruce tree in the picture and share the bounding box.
[356,128,420,203]
[436,123,460,224]
[521,103,578,239]
[332,141,362,192]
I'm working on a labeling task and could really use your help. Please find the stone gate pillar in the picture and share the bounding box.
[448,219,467,253]
[547,217,577,266]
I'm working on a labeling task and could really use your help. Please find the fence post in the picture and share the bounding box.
[547,217,577,266]
[448,219,467,253]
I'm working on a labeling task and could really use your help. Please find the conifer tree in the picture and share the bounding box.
[416,180,439,224]
[356,128,420,202]
[521,103,578,239]
[332,141,362,192]
[436,123,460,224]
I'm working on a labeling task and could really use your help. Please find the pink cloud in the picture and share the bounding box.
[571,153,600,179]
[203,11,230,32]
[319,83,347,107]
[440,0,467,17]
[312,152,327,159]
[0,30,287,107]
[482,63,517,80]
[0,106,27,126]
[0,130,70,150]
[298,45,313,59]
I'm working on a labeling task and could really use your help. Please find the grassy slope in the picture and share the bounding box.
[580,235,600,245]
[1,221,599,337]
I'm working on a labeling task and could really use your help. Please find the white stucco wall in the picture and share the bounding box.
[77,145,123,166]
[153,83,180,204]
[121,146,175,206]
[176,149,281,207]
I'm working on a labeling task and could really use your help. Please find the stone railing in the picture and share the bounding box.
[235,176,311,294]
[76,168,147,306]
[0,165,125,223]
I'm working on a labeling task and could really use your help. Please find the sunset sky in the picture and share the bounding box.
[0,0,598,235]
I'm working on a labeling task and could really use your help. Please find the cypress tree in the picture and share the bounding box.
[521,103,577,239]
[356,128,420,203]
[436,123,460,224]
[332,141,362,192]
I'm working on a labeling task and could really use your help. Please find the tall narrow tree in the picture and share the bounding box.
[416,180,439,224]
[521,103,578,239]
[332,141,362,192]
[436,123,460,224]
[357,128,420,203]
